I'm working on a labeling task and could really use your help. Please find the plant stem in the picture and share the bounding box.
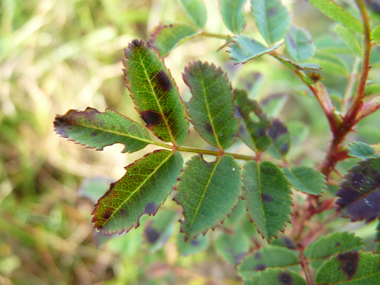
[199,31,229,40]
[299,250,314,285]
[342,56,360,113]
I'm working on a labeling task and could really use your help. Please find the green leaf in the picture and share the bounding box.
[179,0,207,29]
[242,161,292,241]
[372,26,380,45]
[336,158,380,222]
[272,55,321,71]
[250,0,292,45]
[78,177,114,202]
[227,35,283,64]
[238,246,300,280]
[175,155,242,238]
[148,23,199,57]
[123,39,189,146]
[285,25,316,62]
[224,197,247,226]
[220,0,248,34]
[311,53,349,76]
[334,24,363,57]
[347,141,380,160]
[282,166,326,195]
[267,118,291,159]
[92,150,183,234]
[144,209,177,253]
[315,252,380,284]
[245,268,306,285]
[183,61,239,150]
[365,84,380,96]
[235,89,272,153]
[304,231,365,270]
[307,0,363,34]
[177,233,209,255]
[54,107,151,153]
[215,229,250,265]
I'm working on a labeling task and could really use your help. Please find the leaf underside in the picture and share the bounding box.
[347,141,380,160]
[123,39,189,146]
[148,23,199,57]
[243,161,292,241]
[238,246,300,280]
[315,252,380,284]
[183,61,239,150]
[175,155,242,238]
[220,0,248,34]
[245,268,306,285]
[179,0,207,29]
[336,158,380,222]
[235,89,272,153]
[304,231,365,270]
[54,107,151,153]
[285,24,316,62]
[282,166,326,195]
[92,150,183,234]
[228,35,283,64]
[250,0,292,45]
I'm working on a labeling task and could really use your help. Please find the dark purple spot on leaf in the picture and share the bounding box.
[190,239,200,246]
[254,252,261,259]
[278,272,293,285]
[145,225,161,244]
[337,251,359,280]
[141,110,162,128]
[284,237,296,250]
[254,264,267,271]
[91,132,97,137]
[280,143,289,154]
[261,193,274,203]
[144,202,156,215]
[234,252,246,266]
[256,128,266,137]
[154,70,172,93]
[268,119,288,141]
[204,123,213,134]
[267,7,279,17]
[337,242,341,247]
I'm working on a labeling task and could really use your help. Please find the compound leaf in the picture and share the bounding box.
[336,158,380,222]
[348,141,380,160]
[245,268,306,285]
[307,0,363,34]
[148,23,199,57]
[282,166,326,195]
[220,0,248,34]
[227,35,283,64]
[123,39,189,146]
[179,0,207,29]
[285,25,316,62]
[242,161,292,241]
[235,89,272,153]
[54,107,151,153]
[315,252,380,284]
[183,61,239,150]
[267,118,291,159]
[215,228,250,265]
[92,150,183,234]
[238,246,300,280]
[175,155,242,238]
[250,0,292,45]
[304,231,365,270]
[177,232,209,255]
[334,24,363,57]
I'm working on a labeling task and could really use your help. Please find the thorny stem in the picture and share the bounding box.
[299,249,314,285]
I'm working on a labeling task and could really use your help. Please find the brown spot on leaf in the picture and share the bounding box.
[141,110,162,128]
[278,272,293,285]
[145,224,161,244]
[261,193,274,203]
[144,202,156,215]
[254,252,261,259]
[268,119,288,141]
[308,72,323,83]
[337,251,359,279]
[234,252,246,266]
[204,123,213,134]
[284,237,296,249]
[254,264,267,271]
[91,132,97,137]
[337,242,341,247]
[154,70,172,93]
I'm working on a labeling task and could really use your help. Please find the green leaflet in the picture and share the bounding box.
[144,209,178,253]
[372,26,380,45]
[177,233,209,255]
[311,53,349,76]
[267,118,291,159]
[315,252,380,284]
[308,0,363,34]
[183,61,239,150]
[179,0,207,29]
[242,161,292,241]
[238,246,300,280]
[304,232,365,270]
[54,107,151,153]
[272,55,321,71]
[215,229,250,265]
[365,84,380,96]
[92,150,183,234]
[123,39,189,146]
[285,25,316,62]
[245,268,306,285]
[228,35,283,64]
[282,166,326,195]
[347,141,380,160]
[334,25,363,57]
[235,89,272,153]
[250,0,292,45]
[220,0,248,34]
[148,23,199,57]
[175,155,242,238]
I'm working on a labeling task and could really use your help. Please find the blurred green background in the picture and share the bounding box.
[1,0,380,284]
